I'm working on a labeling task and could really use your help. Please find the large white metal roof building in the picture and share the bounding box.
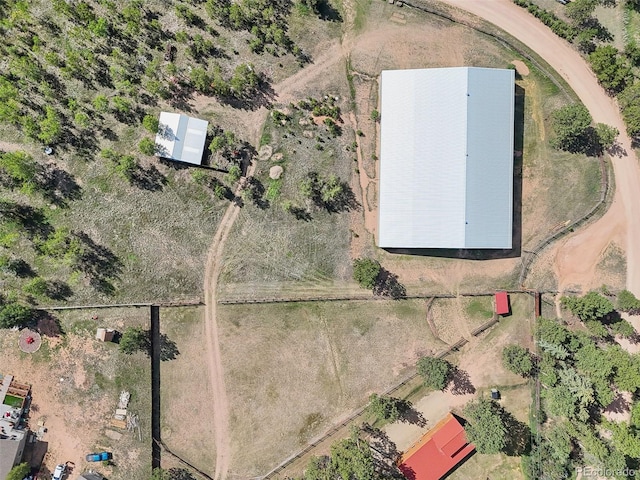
[378,67,515,249]
[155,112,209,165]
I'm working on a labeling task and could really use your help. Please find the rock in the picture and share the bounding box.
[303,130,314,138]
[269,165,284,179]
[272,152,283,162]
[258,145,273,161]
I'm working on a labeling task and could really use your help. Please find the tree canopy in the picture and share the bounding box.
[550,104,593,153]
[561,291,614,322]
[0,302,33,328]
[352,258,381,290]
[589,45,632,94]
[368,394,402,422]
[617,289,640,313]
[502,344,534,377]
[416,356,452,390]
[463,398,507,454]
[302,434,382,480]
[6,463,31,480]
[119,326,150,355]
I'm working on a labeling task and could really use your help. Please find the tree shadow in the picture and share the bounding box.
[290,206,312,221]
[604,391,631,415]
[131,164,167,191]
[362,425,406,478]
[501,409,531,456]
[397,400,427,427]
[447,367,476,395]
[1,258,36,278]
[316,0,343,21]
[323,181,359,213]
[0,202,54,239]
[158,332,180,361]
[45,281,73,301]
[218,77,276,111]
[35,312,64,337]
[36,164,82,207]
[73,231,123,295]
[373,268,406,299]
[243,177,269,209]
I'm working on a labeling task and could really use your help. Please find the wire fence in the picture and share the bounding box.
[518,155,610,286]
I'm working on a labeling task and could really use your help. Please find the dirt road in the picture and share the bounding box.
[439,0,640,295]
[203,165,257,480]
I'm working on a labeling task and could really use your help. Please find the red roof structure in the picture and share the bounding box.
[495,291,510,315]
[399,413,475,480]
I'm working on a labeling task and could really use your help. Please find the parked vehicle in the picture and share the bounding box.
[52,464,65,480]
[85,451,112,462]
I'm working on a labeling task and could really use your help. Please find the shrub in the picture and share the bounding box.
[352,258,381,289]
[142,114,159,133]
[139,138,157,156]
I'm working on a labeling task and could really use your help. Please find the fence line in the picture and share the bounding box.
[217,289,571,305]
[518,156,610,285]
[40,299,203,310]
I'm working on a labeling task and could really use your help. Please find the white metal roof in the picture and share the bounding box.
[155,112,209,165]
[378,67,515,249]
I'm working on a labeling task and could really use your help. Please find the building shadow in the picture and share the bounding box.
[24,439,48,471]
[383,84,525,260]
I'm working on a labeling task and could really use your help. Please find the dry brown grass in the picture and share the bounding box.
[159,306,217,477]
[215,299,447,476]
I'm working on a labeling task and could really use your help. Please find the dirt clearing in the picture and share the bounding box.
[0,308,151,480]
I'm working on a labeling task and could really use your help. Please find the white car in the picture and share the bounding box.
[52,464,66,480]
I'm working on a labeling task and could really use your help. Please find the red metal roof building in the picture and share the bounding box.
[495,291,510,315]
[398,413,475,480]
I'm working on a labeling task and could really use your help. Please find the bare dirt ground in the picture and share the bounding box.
[0,310,150,480]
[439,0,640,297]
[0,141,24,152]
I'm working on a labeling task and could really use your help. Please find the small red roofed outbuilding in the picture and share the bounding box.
[398,413,475,480]
[495,291,510,315]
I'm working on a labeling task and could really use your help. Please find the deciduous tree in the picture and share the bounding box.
[463,398,507,454]
[416,356,452,390]
[119,326,150,354]
[502,344,534,377]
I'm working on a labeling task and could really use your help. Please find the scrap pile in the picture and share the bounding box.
[110,391,130,429]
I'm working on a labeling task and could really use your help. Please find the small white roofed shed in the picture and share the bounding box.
[378,67,515,249]
[155,112,209,165]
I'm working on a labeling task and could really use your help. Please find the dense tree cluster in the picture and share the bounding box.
[525,315,640,478]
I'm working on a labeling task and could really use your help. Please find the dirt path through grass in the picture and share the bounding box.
[203,164,258,480]
[202,6,359,476]
[439,0,640,296]
[0,141,25,152]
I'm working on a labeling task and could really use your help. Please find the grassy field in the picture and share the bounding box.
[158,306,217,477]
[217,299,447,476]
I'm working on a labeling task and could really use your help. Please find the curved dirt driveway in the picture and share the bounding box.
[439,0,640,295]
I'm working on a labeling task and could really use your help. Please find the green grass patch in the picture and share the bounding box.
[466,297,494,320]
[3,394,24,408]
[265,178,282,202]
